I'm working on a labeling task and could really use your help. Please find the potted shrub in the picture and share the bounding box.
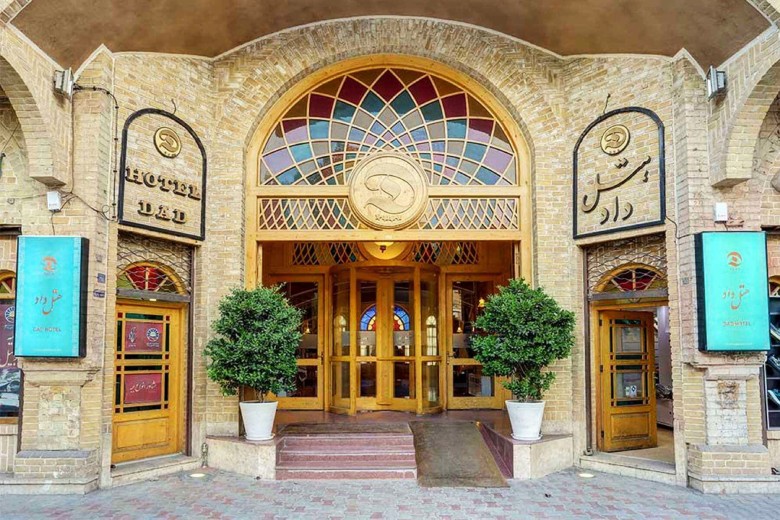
[204,285,302,441]
[472,278,574,440]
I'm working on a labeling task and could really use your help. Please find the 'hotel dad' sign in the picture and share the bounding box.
[14,236,88,357]
[118,108,207,241]
[695,231,769,352]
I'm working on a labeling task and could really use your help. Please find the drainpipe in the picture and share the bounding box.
[583,251,594,456]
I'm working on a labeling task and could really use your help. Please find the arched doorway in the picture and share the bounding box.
[113,262,188,463]
[246,57,530,415]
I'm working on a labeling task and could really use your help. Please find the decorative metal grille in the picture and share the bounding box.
[411,242,479,265]
[291,241,479,266]
[117,232,192,294]
[257,197,519,231]
[292,243,363,266]
[586,233,667,292]
[259,68,517,187]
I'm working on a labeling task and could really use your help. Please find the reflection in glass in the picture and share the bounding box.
[278,366,317,398]
[616,371,644,399]
[393,281,414,357]
[359,362,376,397]
[451,281,491,358]
[331,361,350,400]
[421,277,438,356]
[424,362,440,406]
[618,326,642,353]
[280,282,319,359]
[332,277,350,356]
[452,365,494,397]
[394,362,415,399]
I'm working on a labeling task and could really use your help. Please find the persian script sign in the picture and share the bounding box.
[118,109,207,240]
[124,373,163,404]
[573,108,665,239]
[349,152,428,230]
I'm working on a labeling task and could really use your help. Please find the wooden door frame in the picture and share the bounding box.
[113,299,186,463]
[266,275,326,410]
[591,299,665,452]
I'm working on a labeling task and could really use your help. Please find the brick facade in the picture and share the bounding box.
[1,9,780,493]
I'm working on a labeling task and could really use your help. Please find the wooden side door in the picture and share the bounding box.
[113,301,183,463]
[598,310,657,452]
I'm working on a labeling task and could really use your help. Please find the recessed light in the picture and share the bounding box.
[189,473,206,478]
[578,472,595,479]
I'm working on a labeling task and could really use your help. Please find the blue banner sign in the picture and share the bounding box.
[14,236,88,357]
[695,231,769,352]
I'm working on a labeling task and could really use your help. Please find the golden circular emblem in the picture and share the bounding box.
[349,152,428,230]
[154,127,182,158]
[600,124,630,156]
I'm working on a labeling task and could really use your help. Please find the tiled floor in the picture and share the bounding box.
[4,467,775,519]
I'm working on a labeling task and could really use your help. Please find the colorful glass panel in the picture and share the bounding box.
[260,68,516,186]
[360,304,410,331]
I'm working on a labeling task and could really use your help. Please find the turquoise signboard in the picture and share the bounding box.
[695,231,769,352]
[14,236,88,358]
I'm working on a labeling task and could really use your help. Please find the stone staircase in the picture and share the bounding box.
[275,430,417,480]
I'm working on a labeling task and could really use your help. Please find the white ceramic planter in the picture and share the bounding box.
[239,400,278,441]
[506,400,545,441]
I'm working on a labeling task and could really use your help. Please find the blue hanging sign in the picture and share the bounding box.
[695,231,769,352]
[14,236,88,358]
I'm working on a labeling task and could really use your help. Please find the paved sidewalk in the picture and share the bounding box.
[3,468,775,519]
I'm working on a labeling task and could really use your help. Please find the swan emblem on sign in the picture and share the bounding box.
[363,170,416,215]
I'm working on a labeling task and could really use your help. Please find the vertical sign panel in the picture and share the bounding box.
[696,231,769,352]
[0,301,19,416]
[14,237,88,357]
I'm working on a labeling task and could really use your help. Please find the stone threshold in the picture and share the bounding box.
[579,452,677,485]
[111,453,201,488]
[0,472,98,495]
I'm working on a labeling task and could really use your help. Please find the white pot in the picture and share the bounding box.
[506,400,545,441]
[239,400,278,441]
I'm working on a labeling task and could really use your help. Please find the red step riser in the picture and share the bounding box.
[276,469,417,480]
[281,438,414,450]
[278,452,417,464]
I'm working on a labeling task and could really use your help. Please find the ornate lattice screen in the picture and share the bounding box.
[251,66,524,241]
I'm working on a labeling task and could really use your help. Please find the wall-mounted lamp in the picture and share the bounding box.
[706,66,727,99]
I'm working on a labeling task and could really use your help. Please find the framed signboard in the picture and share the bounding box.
[695,231,769,352]
[14,236,89,358]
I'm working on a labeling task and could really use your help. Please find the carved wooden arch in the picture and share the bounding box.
[0,57,57,185]
[593,262,667,300]
[117,261,187,296]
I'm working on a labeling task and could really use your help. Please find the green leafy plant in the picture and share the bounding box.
[204,285,302,402]
[471,278,575,402]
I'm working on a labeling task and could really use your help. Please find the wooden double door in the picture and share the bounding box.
[597,310,657,452]
[113,301,184,463]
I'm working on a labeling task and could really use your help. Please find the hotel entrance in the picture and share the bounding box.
[258,241,513,414]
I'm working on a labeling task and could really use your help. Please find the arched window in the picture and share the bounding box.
[117,262,186,295]
[359,304,411,331]
[770,276,780,297]
[259,68,517,187]
[0,270,19,420]
[595,264,666,295]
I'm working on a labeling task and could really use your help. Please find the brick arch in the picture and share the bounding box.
[721,57,780,186]
[0,57,56,186]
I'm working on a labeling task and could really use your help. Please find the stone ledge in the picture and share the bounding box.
[480,424,573,480]
[111,454,201,488]
[206,435,280,480]
[0,473,98,495]
[688,472,780,493]
[16,450,92,459]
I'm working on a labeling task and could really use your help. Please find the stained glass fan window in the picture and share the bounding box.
[260,68,517,187]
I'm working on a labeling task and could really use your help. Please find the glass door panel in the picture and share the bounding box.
[357,279,378,404]
[420,272,441,411]
[447,278,503,409]
[330,271,351,411]
[273,278,324,409]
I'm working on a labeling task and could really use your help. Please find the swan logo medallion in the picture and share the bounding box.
[349,153,428,230]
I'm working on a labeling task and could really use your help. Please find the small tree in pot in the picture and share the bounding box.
[472,278,574,440]
[204,285,302,441]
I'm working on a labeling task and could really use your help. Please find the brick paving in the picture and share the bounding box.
[3,468,776,519]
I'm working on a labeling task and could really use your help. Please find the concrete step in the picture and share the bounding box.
[280,434,414,449]
[276,467,417,480]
